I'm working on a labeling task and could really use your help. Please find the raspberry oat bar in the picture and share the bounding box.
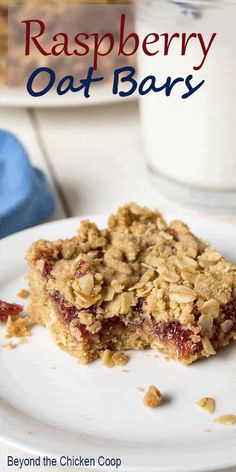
[27,203,236,365]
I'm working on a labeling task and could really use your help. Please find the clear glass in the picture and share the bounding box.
[137,0,236,211]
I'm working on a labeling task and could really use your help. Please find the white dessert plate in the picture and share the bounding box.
[0,85,136,108]
[1,214,236,472]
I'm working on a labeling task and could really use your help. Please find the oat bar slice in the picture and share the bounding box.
[27,203,236,364]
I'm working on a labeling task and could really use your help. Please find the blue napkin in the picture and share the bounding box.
[0,130,56,238]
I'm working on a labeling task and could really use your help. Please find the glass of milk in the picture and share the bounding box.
[137,0,236,210]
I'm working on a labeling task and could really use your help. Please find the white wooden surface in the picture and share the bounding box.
[0,101,236,472]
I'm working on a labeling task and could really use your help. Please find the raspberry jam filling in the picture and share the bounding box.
[221,298,236,324]
[99,316,125,337]
[153,320,202,359]
[37,251,63,278]
[53,291,89,338]
[53,292,202,358]
[76,260,90,278]
[53,292,127,341]
[54,291,133,346]
[54,291,82,323]
[53,295,236,359]
[166,227,178,241]
[210,298,236,344]
[42,256,60,278]
[0,299,23,322]
[132,299,201,359]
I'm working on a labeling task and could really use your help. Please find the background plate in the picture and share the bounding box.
[1,214,236,472]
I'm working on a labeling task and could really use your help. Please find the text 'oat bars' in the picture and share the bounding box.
[27,203,236,364]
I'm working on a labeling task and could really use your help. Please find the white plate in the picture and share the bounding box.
[0,86,136,108]
[1,214,236,472]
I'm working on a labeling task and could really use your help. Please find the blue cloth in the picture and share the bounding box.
[0,130,56,238]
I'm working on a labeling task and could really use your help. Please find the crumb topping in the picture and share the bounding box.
[27,204,236,327]
[143,385,163,408]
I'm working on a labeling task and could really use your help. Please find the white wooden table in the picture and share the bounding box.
[0,101,235,472]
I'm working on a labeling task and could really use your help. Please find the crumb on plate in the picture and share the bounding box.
[17,289,30,299]
[143,385,163,408]
[5,316,31,338]
[214,415,236,425]
[196,397,215,414]
[19,337,28,344]
[102,349,129,368]
[137,386,145,392]
[203,428,211,432]
[3,342,16,350]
